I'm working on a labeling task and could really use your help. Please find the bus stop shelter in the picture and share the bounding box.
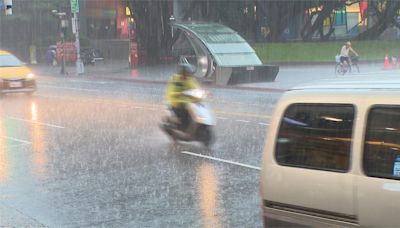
[172,22,279,85]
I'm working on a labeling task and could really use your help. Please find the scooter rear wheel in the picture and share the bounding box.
[160,123,177,143]
[197,126,214,148]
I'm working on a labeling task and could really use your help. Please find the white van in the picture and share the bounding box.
[260,77,400,227]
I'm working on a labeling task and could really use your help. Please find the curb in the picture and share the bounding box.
[84,75,287,93]
[269,60,382,66]
[37,73,287,93]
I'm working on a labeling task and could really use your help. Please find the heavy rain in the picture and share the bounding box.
[1,0,400,227]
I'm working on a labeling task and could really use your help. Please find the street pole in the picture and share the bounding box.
[74,12,84,75]
[71,0,84,75]
[169,15,175,38]
[60,15,67,75]
[0,11,2,48]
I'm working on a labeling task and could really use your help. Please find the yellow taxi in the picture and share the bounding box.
[0,50,36,95]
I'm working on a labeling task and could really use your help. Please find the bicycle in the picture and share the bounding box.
[335,55,360,75]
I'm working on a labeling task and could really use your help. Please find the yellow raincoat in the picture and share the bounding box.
[165,74,200,108]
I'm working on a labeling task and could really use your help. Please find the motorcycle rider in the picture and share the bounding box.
[165,63,200,130]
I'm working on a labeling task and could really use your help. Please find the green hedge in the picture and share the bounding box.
[252,40,400,63]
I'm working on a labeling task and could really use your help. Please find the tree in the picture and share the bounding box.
[253,0,345,42]
[124,0,173,65]
[124,0,258,64]
[256,1,312,41]
[0,0,68,59]
[356,0,400,40]
[190,1,252,40]
[300,0,348,41]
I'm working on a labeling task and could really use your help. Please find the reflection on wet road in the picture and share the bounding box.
[30,102,48,179]
[0,115,9,183]
[0,77,279,227]
[197,161,221,228]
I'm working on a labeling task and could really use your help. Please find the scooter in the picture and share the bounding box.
[160,88,216,147]
[81,48,104,66]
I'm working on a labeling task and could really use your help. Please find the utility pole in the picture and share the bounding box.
[0,1,3,48]
[52,9,68,75]
[60,15,68,75]
[1,0,13,48]
[71,0,84,75]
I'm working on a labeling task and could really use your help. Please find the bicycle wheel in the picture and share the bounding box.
[353,63,360,73]
[335,64,341,75]
[335,64,345,75]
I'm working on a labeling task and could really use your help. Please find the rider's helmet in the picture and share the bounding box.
[177,63,195,76]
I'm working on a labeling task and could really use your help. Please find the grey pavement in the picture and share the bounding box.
[30,59,400,92]
[3,59,399,227]
[32,60,175,84]
[0,203,45,227]
[0,71,269,227]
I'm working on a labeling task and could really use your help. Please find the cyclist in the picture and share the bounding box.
[340,41,359,66]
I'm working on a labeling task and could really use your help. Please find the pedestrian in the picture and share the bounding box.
[46,45,57,66]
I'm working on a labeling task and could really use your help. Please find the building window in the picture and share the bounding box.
[275,104,355,172]
[364,106,400,180]
[88,18,116,39]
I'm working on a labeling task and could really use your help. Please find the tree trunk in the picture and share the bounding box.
[356,0,400,40]
[258,0,314,42]
[301,1,344,41]
[126,1,173,65]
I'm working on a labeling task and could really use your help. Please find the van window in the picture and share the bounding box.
[275,104,355,172]
[364,106,400,180]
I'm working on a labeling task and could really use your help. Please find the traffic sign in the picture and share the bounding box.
[70,0,79,13]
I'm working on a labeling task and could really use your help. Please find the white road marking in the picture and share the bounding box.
[39,85,100,92]
[36,94,161,111]
[258,122,270,126]
[8,143,31,148]
[7,117,65,129]
[2,136,32,145]
[68,80,112,85]
[358,70,400,75]
[181,151,261,170]
[34,94,268,126]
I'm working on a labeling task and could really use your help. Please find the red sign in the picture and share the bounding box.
[56,42,77,63]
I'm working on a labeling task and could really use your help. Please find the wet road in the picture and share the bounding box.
[0,75,281,227]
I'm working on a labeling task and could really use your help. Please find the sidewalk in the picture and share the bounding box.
[32,61,288,92]
[32,60,175,83]
[31,60,391,92]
